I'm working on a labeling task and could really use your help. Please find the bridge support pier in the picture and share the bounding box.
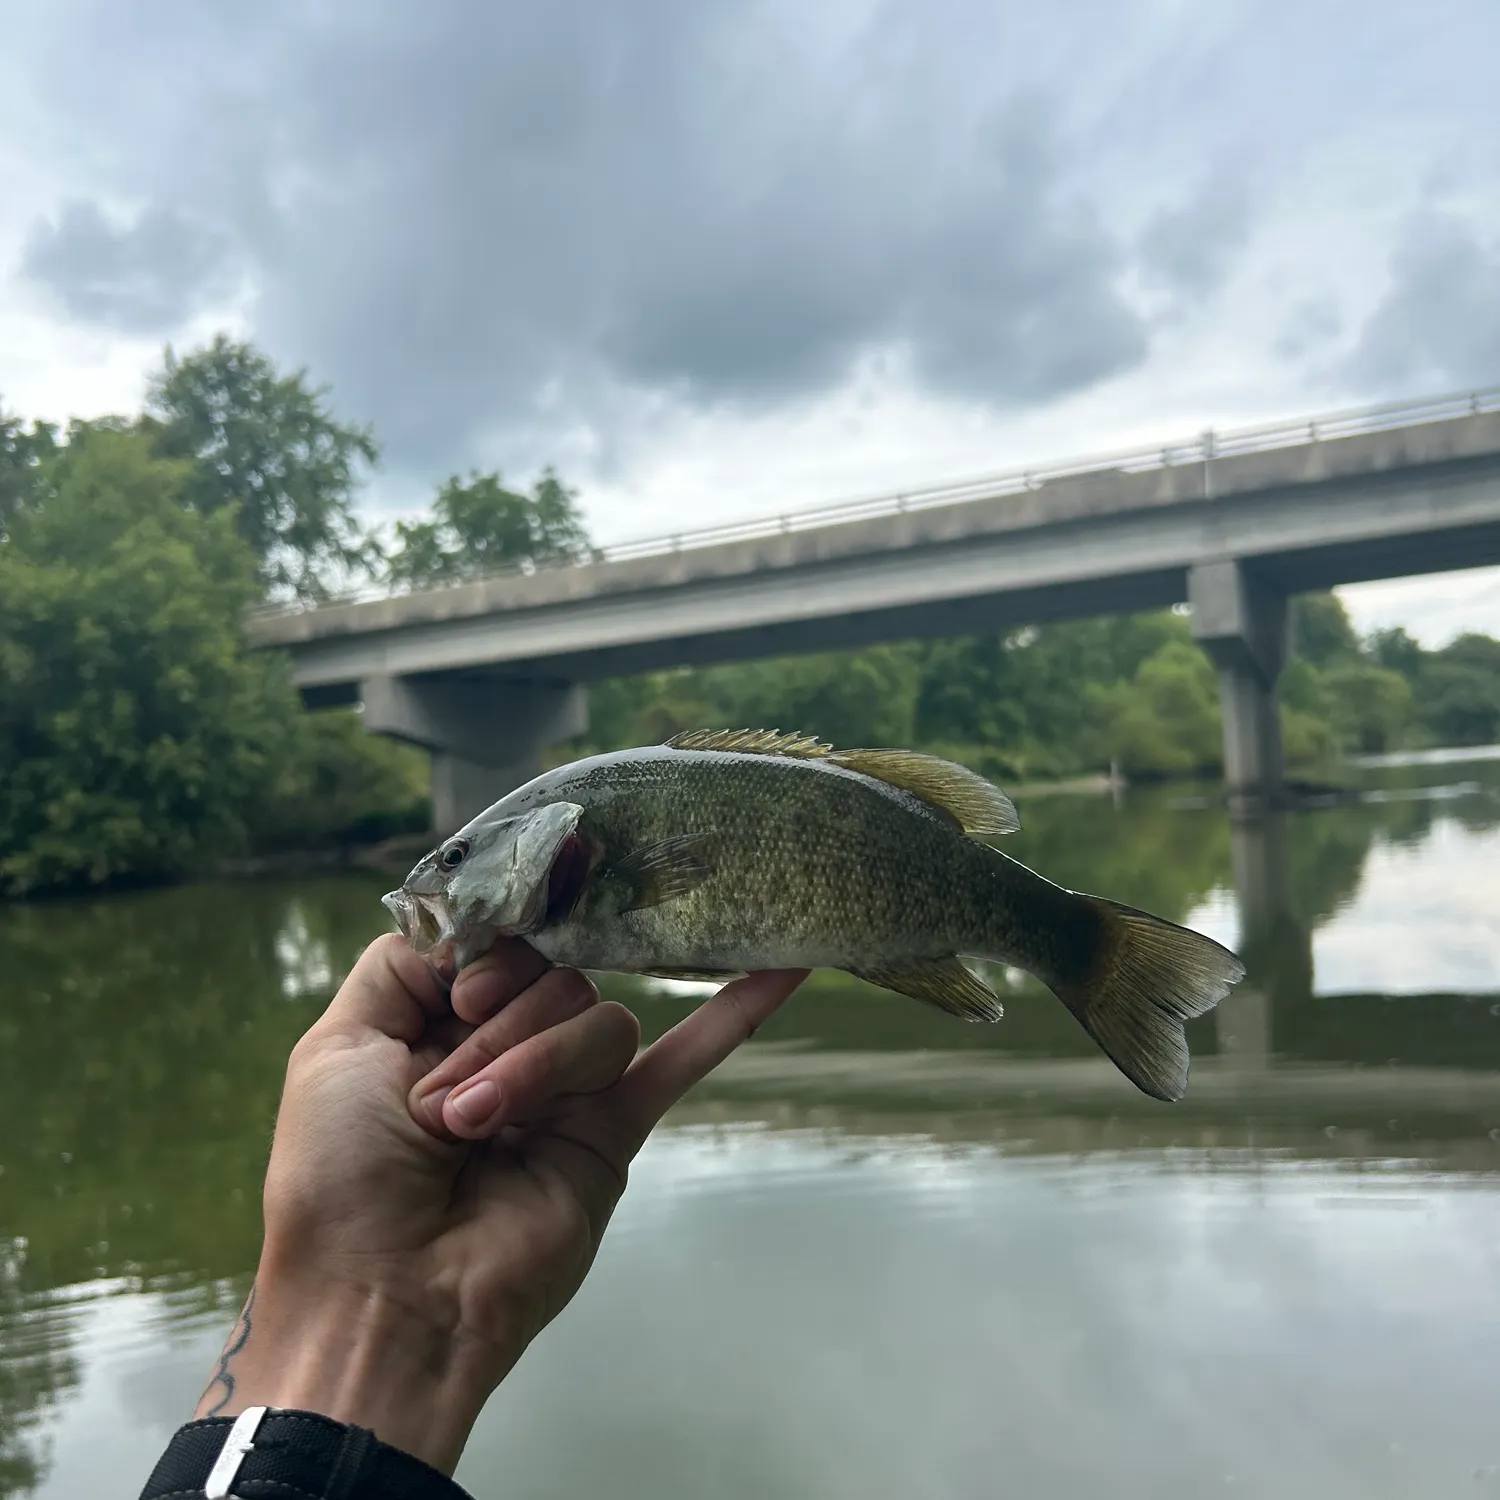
[1189,560,1289,813]
[1217,811,1314,1068]
[361,674,588,834]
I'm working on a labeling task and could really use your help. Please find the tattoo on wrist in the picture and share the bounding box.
[199,1280,256,1417]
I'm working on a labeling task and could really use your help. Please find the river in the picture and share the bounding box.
[2,759,1499,1498]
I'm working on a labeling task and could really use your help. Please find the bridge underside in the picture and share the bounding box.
[252,412,1500,832]
[296,513,1500,710]
[295,513,1500,831]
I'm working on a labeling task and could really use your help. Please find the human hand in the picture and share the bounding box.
[195,934,806,1475]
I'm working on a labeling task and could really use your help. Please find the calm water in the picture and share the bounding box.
[4,764,1500,1498]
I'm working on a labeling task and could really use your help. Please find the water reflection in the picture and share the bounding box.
[2,765,1500,1497]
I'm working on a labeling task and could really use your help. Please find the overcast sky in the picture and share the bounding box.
[3,0,1499,642]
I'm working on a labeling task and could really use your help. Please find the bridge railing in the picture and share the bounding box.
[251,383,1500,618]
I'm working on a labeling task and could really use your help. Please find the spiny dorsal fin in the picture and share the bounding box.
[849,957,1004,1021]
[828,749,1020,838]
[664,730,1019,837]
[665,727,834,758]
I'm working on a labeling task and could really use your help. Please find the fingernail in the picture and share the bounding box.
[421,1086,452,1131]
[448,1079,500,1128]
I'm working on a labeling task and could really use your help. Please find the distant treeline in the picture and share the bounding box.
[3,337,1498,894]
[563,598,1500,784]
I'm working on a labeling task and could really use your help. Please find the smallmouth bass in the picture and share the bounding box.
[383,728,1245,1101]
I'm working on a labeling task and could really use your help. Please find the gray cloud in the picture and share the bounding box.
[1138,171,1256,301]
[10,0,1154,478]
[1274,298,1344,363]
[1349,211,1500,391]
[12,0,1495,488]
[20,199,236,335]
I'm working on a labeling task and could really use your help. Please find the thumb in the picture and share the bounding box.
[319,932,452,1045]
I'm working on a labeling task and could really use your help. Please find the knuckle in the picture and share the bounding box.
[719,988,757,1042]
[596,1000,642,1046]
[547,966,598,1010]
[464,1020,509,1068]
[286,1026,328,1073]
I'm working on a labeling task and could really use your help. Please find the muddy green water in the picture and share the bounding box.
[3,764,1499,1498]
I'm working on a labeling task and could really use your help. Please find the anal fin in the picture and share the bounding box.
[849,957,1004,1022]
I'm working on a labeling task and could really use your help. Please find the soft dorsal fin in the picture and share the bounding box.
[663,728,1019,838]
[665,727,834,758]
[829,748,1020,837]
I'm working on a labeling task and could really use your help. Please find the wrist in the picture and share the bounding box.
[194,1255,514,1474]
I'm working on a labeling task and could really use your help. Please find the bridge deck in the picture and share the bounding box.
[251,407,1500,689]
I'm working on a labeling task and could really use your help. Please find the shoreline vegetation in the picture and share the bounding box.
[7,336,1500,899]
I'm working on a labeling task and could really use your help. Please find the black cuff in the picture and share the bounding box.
[138,1407,475,1500]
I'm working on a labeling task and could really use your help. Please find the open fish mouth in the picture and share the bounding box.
[380,801,589,980]
[382,887,450,953]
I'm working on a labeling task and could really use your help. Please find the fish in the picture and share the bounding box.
[383,728,1246,1101]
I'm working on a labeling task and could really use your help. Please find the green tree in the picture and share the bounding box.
[145,336,379,600]
[699,644,921,748]
[1320,660,1414,753]
[1368,625,1424,679]
[386,468,592,588]
[0,401,58,541]
[916,613,1188,777]
[1090,639,1222,775]
[1291,591,1360,666]
[0,426,299,893]
[1415,633,1500,746]
[248,708,431,850]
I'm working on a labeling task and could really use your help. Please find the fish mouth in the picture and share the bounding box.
[382,888,449,953]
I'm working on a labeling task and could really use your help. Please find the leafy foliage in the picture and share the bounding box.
[248,708,431,850]
[145,336,380,600]
[916,614,1188,777]
[0,401,58,542]
[566,591,1500,781]
[1291,591,1361,666]
[385,468,592,588]
[1412,633,1500,746]
[1087,638,1223,776]
[0,427,302,894]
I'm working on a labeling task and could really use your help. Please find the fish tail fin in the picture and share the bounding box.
[1050,895,1245,1102]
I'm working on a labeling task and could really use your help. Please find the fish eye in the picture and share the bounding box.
[439,838,469,871]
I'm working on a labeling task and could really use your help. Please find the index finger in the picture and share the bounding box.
[609,969,808,1149]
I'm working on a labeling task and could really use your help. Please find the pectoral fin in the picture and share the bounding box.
[605,833,716,911]
[848,957,1004,1021]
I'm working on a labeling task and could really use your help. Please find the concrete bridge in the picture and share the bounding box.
[249,387,1500,831]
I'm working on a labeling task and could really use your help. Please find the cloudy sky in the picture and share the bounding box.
[3,0,1499,641]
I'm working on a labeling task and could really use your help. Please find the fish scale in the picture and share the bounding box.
[521,751,990,966]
